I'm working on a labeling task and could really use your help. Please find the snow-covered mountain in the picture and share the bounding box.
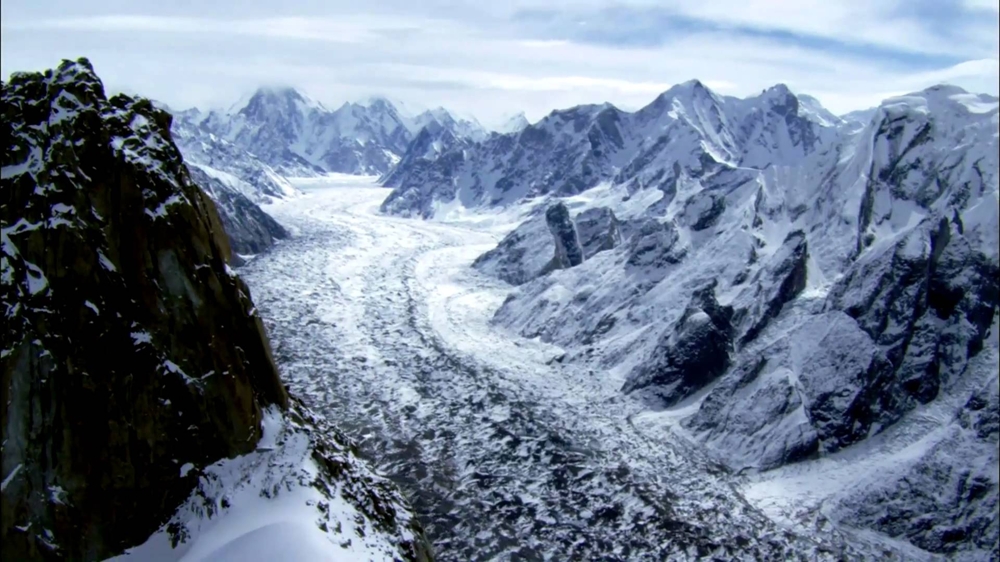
[409,107,489,142]
[380,81,843,217]
[383,80,1000,558]
[495,111,530,134]
[0,58,431,561]
[184,88,485,178]
[166,106,293,260]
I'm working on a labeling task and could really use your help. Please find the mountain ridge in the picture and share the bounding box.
[174,87,488,178]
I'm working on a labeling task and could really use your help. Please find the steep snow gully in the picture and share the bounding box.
[240,176,931,561]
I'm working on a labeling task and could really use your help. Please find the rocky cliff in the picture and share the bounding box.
[1,59,430,561]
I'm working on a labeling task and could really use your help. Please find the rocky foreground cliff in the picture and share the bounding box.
[1,59,430,561]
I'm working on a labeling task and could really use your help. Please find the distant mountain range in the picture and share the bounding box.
[174,88,489,178]
[161,88,490,258]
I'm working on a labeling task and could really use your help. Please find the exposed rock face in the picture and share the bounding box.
[574,207,622,259]
[168,106,299,202]
[624,218,684,273]
[1,59,287,560]
[187,166,287,260]
[471,209,553,286]
[733,229,809,346]
[380,120,477,218]
[381,80,837,217]
[473,204,622,286]
[167,108,295,259]
[830,218,999,406]
[381,102,632,215]
[544,203,585,271]
[0,59,431,562]
[687,311,897,466]
[622,283,734,405]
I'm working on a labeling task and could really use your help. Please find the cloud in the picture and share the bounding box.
[5,14,447,44]
[1,1,997,127]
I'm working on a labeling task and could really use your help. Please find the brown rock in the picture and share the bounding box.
[1,58,286,560]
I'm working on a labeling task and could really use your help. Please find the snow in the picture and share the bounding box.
[98,251,117,272]
[145,194,186,219]
[948,93,999,114]
[131,331,152,345]
[25,262,49,295]
[105,408,413,562]
[84,300,99,314]
[1,146,43,179]
[161,360,196,385]
[1,463,22,492]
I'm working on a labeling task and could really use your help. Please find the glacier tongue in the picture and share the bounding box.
[237,178,932,561]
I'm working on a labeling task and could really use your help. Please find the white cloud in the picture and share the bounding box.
[1,2,997,127]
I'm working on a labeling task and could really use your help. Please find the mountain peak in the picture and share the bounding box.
[651,79,721,109]
[497,111,530,133]
[359,95,405,114]
[882,84,999,118]
[237,86,325,117]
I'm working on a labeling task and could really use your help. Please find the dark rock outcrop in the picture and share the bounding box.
[574,207,622,259]
[622,283,734,405]
[187,166,287,261]
[830,218,999,410]
[1,58,288,561]
[544,203,584,270]
[472,210,554,286]
[734,230,809,346]
[624,218,685,279]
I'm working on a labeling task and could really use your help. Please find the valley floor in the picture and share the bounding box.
[240,177,933,561]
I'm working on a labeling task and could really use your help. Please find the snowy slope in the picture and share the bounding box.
[169,106,298,202]
[408,107,489,143]
[188,89,485,178]
[495,112,530,134]
[380,81,841,218]
[107,403,430,562]
[385,82,999,558]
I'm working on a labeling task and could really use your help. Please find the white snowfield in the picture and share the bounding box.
[228,176,932,561]
[107,404,422,562]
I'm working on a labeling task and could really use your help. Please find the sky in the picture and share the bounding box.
[1,0,998,128]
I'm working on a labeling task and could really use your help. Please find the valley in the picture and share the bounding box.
[239,177,924,561]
